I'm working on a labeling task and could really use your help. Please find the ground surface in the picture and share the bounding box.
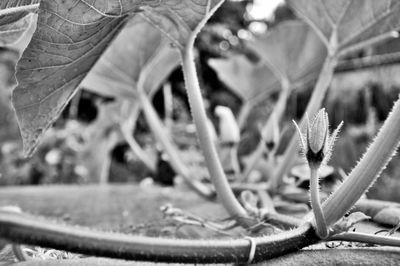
[0,185,400,265]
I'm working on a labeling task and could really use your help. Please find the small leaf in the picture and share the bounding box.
[287,0,400,55]
[208,55,280,103]
[247,20,326,85]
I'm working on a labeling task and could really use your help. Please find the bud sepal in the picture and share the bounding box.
[293,108,342,168]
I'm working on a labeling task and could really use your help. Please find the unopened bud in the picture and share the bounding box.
[308,109,328,154]
[294,108,342,167]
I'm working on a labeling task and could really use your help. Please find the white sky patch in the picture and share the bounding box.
[247,0,285,20]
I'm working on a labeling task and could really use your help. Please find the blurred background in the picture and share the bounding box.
[0,0,399,202]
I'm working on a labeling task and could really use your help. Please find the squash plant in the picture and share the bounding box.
[1,0,400,264]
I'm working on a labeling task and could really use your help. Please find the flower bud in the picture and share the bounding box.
[307,109,328,154]
[293,108,342,167]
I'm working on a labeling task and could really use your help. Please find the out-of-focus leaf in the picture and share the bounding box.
[247,21,326,86]
[208,55,280,103]
[10,13,37,53]
[0,1,38,50]
[0,0,39,26]
[81,15,180,99]
[12,0,223,156]
[290,163,334,184]
[287,0,400,54]
[0,12,32,46]
[0,49,20,141]
[334,60,400,89]
[373,207,400,226]
[80,100,125,184]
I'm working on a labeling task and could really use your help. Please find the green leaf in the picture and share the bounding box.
[81,15,180,99]
[287,0,400,55]
[208,55,280,104]
[247,20,326,86]
[11,0,223,156]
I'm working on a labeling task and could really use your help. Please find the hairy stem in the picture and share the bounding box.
[0,211,318,264]
[310,167,328,239]
[138,89,213,198]
[177,1,253,227]
[272,55,337,190]
[12,244,28,261]
[323,96,400,226]
[329,232,400,247]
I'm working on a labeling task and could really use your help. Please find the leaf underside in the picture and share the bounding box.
[11,0,223,156]
[81,14,180,100]
[209,55,280,104]
[247,20,326,86]
[287,0,400,54]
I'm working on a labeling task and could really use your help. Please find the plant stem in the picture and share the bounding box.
[120,124,156,173]
[322,96,400,226]
[0,211,318,263]
[120,104,157,172]
[163,82,173,130]
[272,55,337,190]
[180,34,252,227]
[309,167,328,239]
[242,78,290,180]
[339,31,399,58]
[12,244,28,261]
[238,101,252,128]
[0,3,39,17]
[138,89,213,198]
[329,232,400,247]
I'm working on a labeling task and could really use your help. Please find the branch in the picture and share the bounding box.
[0,211,318,264]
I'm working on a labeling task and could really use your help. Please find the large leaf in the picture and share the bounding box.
[81,14,180,99]
[247,20,326,86]
[287,0,400,55]
[208,55,280,104]
[11,0,223,155]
